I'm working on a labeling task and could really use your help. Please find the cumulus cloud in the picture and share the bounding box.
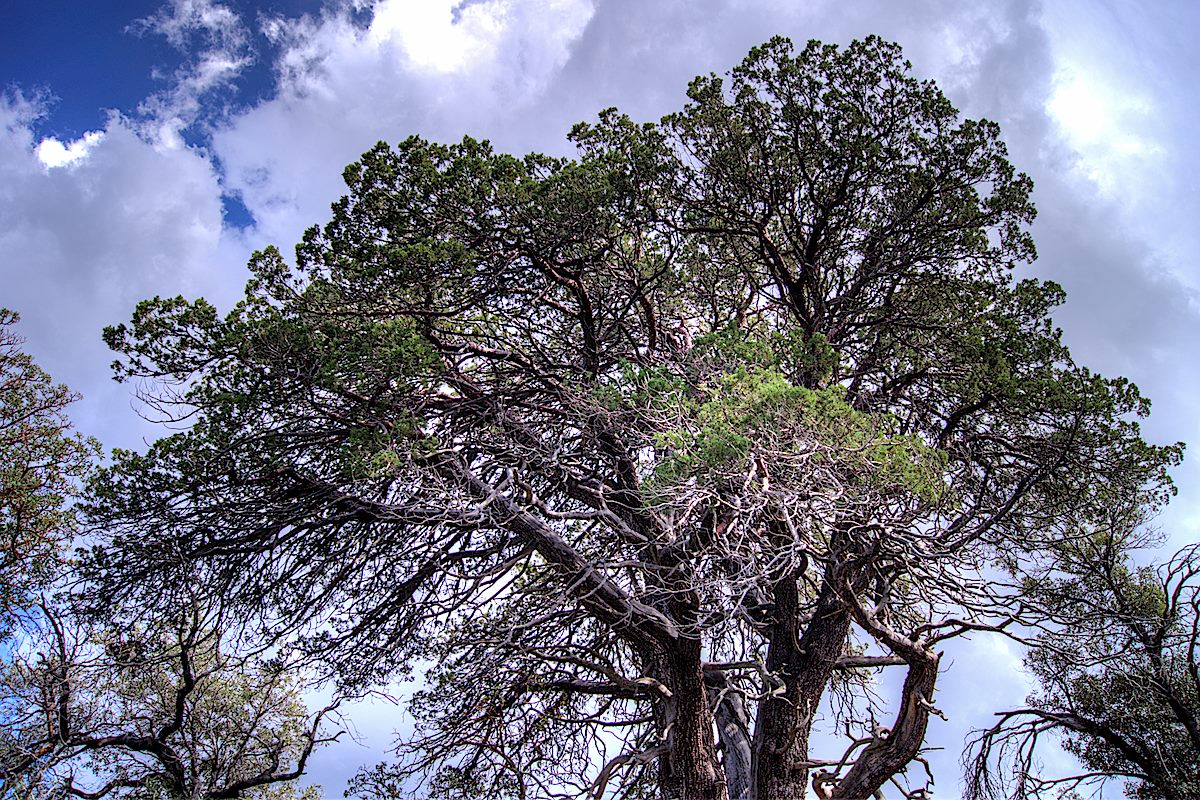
[36,130,106,169]
[0,92,239,447]
[213,0,594,243]
[0,2,269,447]
[207,0,1063,248]
[368,0,504,73]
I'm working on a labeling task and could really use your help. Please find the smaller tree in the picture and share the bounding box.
[0,594,338,799]
[966,522,1200,800]
[0,309,97,638]
[0,311,337,798]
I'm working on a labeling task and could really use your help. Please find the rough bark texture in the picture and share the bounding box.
[707,670,754,800]
[652,640,728,800]
[831,653,940,799]
[753,566,857,799]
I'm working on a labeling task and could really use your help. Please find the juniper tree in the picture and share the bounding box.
[967,526,1200,800]
[86,37,1179,800]
[0,309,98,639]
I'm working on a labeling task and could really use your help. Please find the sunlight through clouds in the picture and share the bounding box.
[358,0,597,77]
[1047,68,1163,198]
[1038,0,1199,300]
[369,0,505,73]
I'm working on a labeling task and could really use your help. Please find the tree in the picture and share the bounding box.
[85,37,1180,800]
[966,524,1200,800]
[0,593,337,799]
[0,309,98,639]
[0,312,335,799]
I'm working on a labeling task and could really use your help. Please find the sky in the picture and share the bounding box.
[2,0,1198,795]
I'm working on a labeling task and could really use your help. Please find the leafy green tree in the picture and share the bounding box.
[0,310,333,799]
[0,309,97,638]
[0,596,336,799]
[967,523,1200,800]
[85,37,1179,800]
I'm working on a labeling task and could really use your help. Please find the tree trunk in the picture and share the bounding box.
[830,651,940,800]
[651,638,729,800]
[707,668,754,800]
[753,568,856,800]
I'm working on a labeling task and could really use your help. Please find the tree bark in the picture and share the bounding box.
[707,669,754,800]
[832,580,943,800]
[830,652,940,800]
[752,567,856,800]
[651,638,729,800]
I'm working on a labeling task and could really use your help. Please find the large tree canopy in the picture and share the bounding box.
[86,37,1179,800]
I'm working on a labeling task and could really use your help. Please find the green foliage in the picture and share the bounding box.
[649,364,947,504]
[0,309,98,638]
[0,606,331,800]
[972,532,1200,800]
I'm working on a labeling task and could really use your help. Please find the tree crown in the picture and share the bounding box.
[89,36,1181,800]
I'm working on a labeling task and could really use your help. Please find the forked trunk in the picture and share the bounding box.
[753,568,857,799]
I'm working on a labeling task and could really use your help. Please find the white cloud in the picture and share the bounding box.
[130,0,255,146]
[211,0,594,245]
[0,90,44,156]
[0,94,238,448]
[35,131,106,169]
[370,0,504,73]
[1046,65,1164,199]
[211,0,1042,252]
[131,0,246,49]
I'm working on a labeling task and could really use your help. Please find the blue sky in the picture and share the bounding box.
[3,0,1199,795]
[2,0,344,228]
[1,0,338,134]
[3,1,170,137]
